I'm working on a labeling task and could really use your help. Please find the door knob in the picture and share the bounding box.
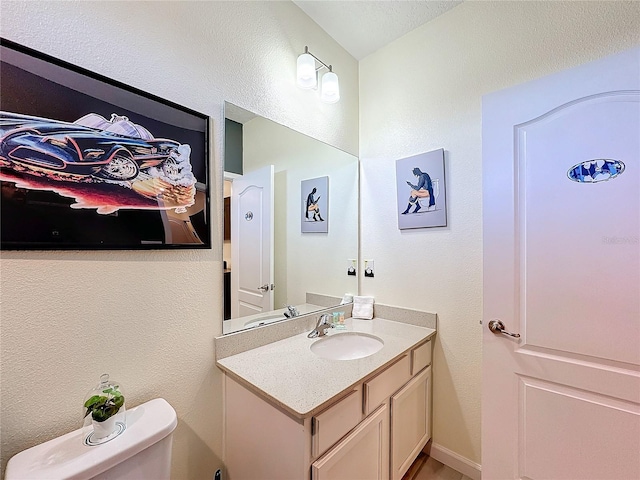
[488,320,520,338]
[257,284,269,292]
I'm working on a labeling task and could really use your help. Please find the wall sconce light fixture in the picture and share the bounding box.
[296,46,340,104]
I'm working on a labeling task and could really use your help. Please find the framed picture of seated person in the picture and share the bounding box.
[396,148,447,230]
[301,176,328,233]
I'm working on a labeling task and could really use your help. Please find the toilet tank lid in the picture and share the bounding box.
[5,398,177,480]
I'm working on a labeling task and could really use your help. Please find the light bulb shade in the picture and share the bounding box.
[320,71,340,103]
[297,53,317,89]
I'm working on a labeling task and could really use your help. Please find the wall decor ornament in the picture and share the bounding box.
[567,158,625,183]
[396,148,447,229]
[301,176,328,233]
[0,39,211,250]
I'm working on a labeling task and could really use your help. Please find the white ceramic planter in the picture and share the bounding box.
[92,416,117,440]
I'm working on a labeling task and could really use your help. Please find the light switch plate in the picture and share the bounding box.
[364,259,375,278]
[347,259,357,276]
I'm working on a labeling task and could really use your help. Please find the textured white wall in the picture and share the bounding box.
[0,1,358,477]
[242,116,358,309]
[359,0,640,466]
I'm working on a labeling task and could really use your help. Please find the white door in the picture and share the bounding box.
[231,165,274,318]
[482,47,640,479]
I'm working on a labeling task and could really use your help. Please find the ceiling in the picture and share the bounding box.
[293,0,463,60]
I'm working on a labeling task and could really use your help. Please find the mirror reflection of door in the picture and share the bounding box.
[230,165,275,319]
[223,182,231,320]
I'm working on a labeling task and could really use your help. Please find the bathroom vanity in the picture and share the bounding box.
[216,313,436,480]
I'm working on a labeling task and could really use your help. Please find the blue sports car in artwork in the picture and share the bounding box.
[0,111,181,181]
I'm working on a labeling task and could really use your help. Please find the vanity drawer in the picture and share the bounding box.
[411,340,432,375]
[364,354,411,415]
[312,386,363,458]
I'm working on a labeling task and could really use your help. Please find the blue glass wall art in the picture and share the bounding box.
[567,159,625,183]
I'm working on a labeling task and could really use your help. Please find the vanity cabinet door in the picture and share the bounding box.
[311,404,389,480]
[390,365,432,480]
[364,354,411,415]
[313,387,363,458]
[411,340,432,375]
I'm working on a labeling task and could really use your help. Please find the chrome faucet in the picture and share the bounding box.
[284,305,300,318]
[308,314,334,338]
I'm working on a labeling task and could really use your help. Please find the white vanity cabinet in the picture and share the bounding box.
[223,338,433,480]
[391,365,432,480]
[312,386,363,458]
[311,404,389,480]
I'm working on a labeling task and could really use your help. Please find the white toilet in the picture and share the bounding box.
[5,398,177,480]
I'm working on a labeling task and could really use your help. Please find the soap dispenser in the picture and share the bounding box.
[82,374,126,445]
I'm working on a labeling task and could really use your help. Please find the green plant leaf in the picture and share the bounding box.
[84,395,103,408]
[92,409,108,422]
[113,395,125,409]
[86,391,124,422]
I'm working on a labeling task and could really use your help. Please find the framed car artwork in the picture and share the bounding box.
[0,39,211,250]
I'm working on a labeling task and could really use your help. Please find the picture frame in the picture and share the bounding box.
[396,148,447,229]
[0,39,211,250]
[301,176,328,233]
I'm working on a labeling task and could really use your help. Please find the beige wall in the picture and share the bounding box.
[359,0,640,466]
[0,1,358,478]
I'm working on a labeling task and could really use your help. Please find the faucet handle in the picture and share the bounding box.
[308,313,334,338]
[318,314,334,332]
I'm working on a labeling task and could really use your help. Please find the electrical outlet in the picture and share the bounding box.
[347,259,357,276]
[364,259,375,278]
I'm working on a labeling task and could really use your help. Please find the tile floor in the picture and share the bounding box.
[402,452,473,480]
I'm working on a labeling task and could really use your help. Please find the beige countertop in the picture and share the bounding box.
[216,317,436,418]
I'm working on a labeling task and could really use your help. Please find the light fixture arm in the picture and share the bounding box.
[297,46,340,103]
[303,46,332,73]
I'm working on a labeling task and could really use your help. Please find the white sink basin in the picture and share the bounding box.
[244,314,285,328]
[310,332,384,360]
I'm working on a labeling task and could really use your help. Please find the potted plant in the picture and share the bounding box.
[84,375,125,440]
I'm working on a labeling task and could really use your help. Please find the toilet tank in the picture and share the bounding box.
[5,398,177,480]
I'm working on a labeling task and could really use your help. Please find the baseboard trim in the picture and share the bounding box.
[427,442,481,480]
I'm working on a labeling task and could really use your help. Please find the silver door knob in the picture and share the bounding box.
[257,284,269,292]
[488,320,521,338]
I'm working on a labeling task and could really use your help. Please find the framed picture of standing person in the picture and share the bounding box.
[396,148,447,229]
[301,176,328,233]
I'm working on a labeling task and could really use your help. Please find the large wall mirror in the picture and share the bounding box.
[223,102,358,334]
